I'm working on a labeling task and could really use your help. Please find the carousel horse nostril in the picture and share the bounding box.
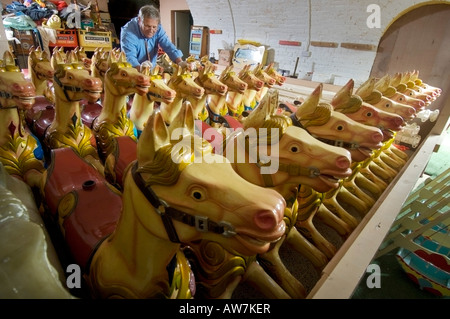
[254,210,277,230]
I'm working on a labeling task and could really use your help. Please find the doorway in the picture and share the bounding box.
[171,10,193,60]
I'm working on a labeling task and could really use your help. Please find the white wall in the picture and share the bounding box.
[186,0,450,86]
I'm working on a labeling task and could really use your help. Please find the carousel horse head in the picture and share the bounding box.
[169,64,205,100]
[90,47,114,79]
[235,90,353,193]
[264,62,286,86]
[238,64,264,92]
[28,46,54,84]
[195,62,228,96]
[293,83,384,163]
[219,65,248,93]
[253,63,276,89]
[52,50,103,103]
[332,79,405,141]
[104,50,150,97]
[73,46,92,71]
[145,64,177,104]
[134,103,287,256]
[0,51,36,110]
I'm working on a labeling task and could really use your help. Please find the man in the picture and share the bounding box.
[120,5,185,70]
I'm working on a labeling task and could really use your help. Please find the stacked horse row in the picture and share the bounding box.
[0,45,441,299]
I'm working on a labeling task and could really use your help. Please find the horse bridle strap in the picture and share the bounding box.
[131,162,236,243]
[53,75,83,101]
[256,160,320,187]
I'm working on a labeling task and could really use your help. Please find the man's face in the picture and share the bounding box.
[139,17,158,38]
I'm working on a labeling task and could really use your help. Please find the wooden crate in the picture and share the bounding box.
[77,30,112,52]
[49,29,79,48]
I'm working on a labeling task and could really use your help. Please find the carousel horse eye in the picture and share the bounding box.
[398,97,404,101]
[290,145,299,153]
[120,71,127,77]
[192,191,203,200]
[337,125,344,131]
[385,103,390,107]
[366,112,373,117]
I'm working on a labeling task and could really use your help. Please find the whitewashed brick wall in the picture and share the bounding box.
[186,0,446,86]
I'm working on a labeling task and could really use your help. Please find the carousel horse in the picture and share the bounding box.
[410,70,442,97]
[90,51,152,188]
[284,84,384,258]
[0,51,45,189]
[86,103,287,299]
[251,63,277,110]
[159,63,205,125]
[223,64,263,119]
[128,64,176,137]
[238,64,264,114]
[0,162,73,298]
[27,46,55,104]
[44,50,105,176]
[204,65,248,129]
[191,91,353,298]
[190,61,228,122]
[24,47,56,136]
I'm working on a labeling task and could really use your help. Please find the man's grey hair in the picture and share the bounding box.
[139,5,161,22]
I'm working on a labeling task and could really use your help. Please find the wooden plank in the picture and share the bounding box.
[340,42,377,51]
[307,133,445,299]
[278,40,302,46]
[310,41,338,48]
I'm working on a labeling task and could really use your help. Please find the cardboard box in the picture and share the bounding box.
[12,29,37,55]
[218,49,233,66]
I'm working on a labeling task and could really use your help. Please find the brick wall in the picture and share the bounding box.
[186,0,445,86]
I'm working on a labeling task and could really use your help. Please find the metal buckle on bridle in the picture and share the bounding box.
[335,140,344,148]
[195,215,209,232]
[309,167,321,178]
[155,199,169,215]
[218,221,237,237]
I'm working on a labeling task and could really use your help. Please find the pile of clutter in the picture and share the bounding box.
[3,1,103,57]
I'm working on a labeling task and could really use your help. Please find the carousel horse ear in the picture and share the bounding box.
[118,51,127,63]
[138,110,171,163]
[355,77,376,99]
[67,50,78,63]
[331,79,354,109]
[168,102,195,138]
[295,83,322,117]
[3,50,15,66]
[389,73,402,88]
[373,74,390,93]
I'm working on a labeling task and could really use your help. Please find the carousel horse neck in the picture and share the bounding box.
[238,66,264,111]
[161,68,204,125]
[206,93,228,123]
[194,67,228,121]
[225,88,245,117]
[253,67,276,105]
